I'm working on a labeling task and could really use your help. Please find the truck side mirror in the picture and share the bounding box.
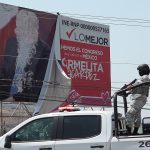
[4,135,12,149]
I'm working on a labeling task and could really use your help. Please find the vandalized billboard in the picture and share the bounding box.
[0,3,111,111]
[0,3,57,102]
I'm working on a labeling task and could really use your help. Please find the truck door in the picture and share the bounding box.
[4,117,57,150]
[111,136,150,150]
[55,114,107,150]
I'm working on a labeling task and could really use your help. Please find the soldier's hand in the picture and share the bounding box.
[127,85,132,91]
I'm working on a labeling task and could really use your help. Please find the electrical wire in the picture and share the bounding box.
[61,13,150,23]
[2,9,150,27]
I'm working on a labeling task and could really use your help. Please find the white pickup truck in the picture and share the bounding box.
[0,82,150,150]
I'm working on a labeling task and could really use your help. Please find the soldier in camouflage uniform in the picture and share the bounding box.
[126,64,150,135]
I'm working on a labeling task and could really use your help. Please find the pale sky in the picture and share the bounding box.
[0,0,150,115]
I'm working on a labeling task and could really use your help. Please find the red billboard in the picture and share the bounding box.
[58,16,111,106]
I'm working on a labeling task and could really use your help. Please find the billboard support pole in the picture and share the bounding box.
[10,102,32,118]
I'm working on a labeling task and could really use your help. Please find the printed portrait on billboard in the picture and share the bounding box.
[0,3,57,102]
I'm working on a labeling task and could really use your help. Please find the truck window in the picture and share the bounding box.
[62,115,101,139]
[142,117,150,134]
[11,117,55,142]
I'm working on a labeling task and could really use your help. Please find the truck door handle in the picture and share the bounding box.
[39,148,52,150]
[91,145,104,148]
